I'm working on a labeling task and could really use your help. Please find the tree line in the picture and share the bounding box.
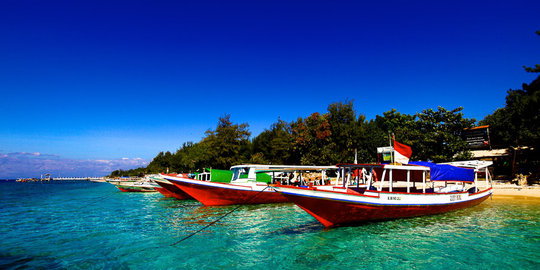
[109,103,478,177]
[110,32,539,178]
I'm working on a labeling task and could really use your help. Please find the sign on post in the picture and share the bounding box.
[463,125,490,149]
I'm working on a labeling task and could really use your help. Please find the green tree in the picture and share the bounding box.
[374,107,474,162]
[374,109,418,144]
[252,119,292,164]
[481,75,540,175]
[290,112,334,165]
[146,151,173,173]
[523,32,540,73]
[361,119,388,162]
[203,114,251,169]
[415,107,475,162]
[324,101,373,163]
[170,141,210,173]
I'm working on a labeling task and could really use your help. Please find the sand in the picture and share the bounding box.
[492,183,540,198]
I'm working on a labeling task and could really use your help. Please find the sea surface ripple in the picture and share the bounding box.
[0,181,538,269]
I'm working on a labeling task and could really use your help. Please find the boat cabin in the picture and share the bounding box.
[334,160,493,194]
[230,164,337,185]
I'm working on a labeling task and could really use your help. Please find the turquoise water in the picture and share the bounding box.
[1,181,538,269]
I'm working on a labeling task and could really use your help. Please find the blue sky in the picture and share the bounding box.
[1,0,539,177]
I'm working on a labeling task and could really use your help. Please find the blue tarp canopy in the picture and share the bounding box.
[409,161,474,182]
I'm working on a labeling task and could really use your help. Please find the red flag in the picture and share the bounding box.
[393,140,412,164]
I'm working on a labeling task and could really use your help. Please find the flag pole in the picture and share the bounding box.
[392,133,395,163]
[390,133,394,164]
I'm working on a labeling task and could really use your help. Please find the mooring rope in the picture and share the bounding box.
[171,185,270,246]
[71,191,118,212]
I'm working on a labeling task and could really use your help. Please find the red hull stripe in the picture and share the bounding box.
[116,186,156,192]
[281,191,491,227]
[168,179,288,206]
[279,187,492,206]
[280,193,488,207]
[154,186,174,197]
[154,180,193,200]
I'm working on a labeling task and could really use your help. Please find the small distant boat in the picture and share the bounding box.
[273,160,493,227]
[16,174,52,182]
[114,181,158,192]
[16,178,39,182]
[163,165,337,206]
[107,177,158,192]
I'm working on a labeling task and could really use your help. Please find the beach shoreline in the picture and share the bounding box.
[492,183,540,198]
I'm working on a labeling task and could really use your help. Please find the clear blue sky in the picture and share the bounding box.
[1,0,538,177]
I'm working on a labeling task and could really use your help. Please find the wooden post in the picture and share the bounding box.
[407,170,410,193]
[423,170,426,193]
[389,169,393,192]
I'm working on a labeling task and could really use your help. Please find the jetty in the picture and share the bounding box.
[53,177,103,181]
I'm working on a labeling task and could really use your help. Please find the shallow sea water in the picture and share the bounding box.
[0,181,538,269]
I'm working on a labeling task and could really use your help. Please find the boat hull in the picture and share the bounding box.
[115,185,157,192]
[165,177,289,206]
[154,179,193,200]
[276,186,492,227]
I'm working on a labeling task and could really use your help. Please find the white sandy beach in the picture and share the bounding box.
[492,183,540,198]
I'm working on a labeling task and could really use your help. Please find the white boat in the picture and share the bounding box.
[107,177,158,192]
[273,160,493,227]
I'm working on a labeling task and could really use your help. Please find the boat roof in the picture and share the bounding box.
[230,164,337,171]
[439,160,493,170]
[336,163,429,171]
[409,161,476,182]
[337,161,487,182]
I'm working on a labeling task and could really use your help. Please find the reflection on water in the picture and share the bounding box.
[1,181,539,269]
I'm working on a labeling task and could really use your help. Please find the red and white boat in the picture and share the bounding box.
[273,160,493,227]
[163,165,337,206]
[152,174,194,199]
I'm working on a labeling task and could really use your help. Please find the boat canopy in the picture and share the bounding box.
[409,161,475,182]
[230,164,336,183]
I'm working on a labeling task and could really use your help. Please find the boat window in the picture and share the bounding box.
[232,168,249,181]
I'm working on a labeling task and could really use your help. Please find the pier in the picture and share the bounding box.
[52,177,103,181]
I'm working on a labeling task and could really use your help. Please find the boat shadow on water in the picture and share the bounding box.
[271,221,326,235]
[268,206,489,239]
[0,252,64,270]
[272,201,495,239]
[155,197,200,209]
[321,203,495,238]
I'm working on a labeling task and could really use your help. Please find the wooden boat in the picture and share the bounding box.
[163,165,337,206]
[152,174,194,199]
[107,177,158,192]
[273,160,493,227]
[114,181,158,192]
[152,169,235,200]
[16,178,39,182]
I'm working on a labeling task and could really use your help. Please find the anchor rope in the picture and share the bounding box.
[171,185,270,246]
[71,191,118,212]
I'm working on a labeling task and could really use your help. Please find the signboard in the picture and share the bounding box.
[377,146,393,162]
[377,146,393,154]
[463,125,490,149]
